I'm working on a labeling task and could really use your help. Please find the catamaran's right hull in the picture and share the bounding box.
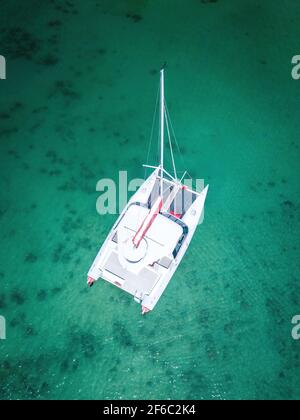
[141,185,209,312]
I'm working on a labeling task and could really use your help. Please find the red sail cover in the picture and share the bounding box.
[132,197,163,247]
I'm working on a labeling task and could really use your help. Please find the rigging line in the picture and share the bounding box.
[157,121,160,171]
[144,82,160,179]
[164,100,187,174]
[164,105,177,180]
[179,171,187,183]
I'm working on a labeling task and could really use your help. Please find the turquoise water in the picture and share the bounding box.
[0,0,300,400]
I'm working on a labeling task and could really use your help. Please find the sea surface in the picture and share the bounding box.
[0,0,300,400]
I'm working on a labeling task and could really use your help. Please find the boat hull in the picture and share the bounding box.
[141,185,209,311]
[87,169,208,313]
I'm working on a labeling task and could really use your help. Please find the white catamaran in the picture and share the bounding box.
[87,69,208,314]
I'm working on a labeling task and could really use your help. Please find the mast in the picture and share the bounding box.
[160,68,164,199]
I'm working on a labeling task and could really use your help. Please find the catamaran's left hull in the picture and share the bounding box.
[87,169,159,284]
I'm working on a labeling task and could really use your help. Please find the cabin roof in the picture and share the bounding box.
[118,203,183,258]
